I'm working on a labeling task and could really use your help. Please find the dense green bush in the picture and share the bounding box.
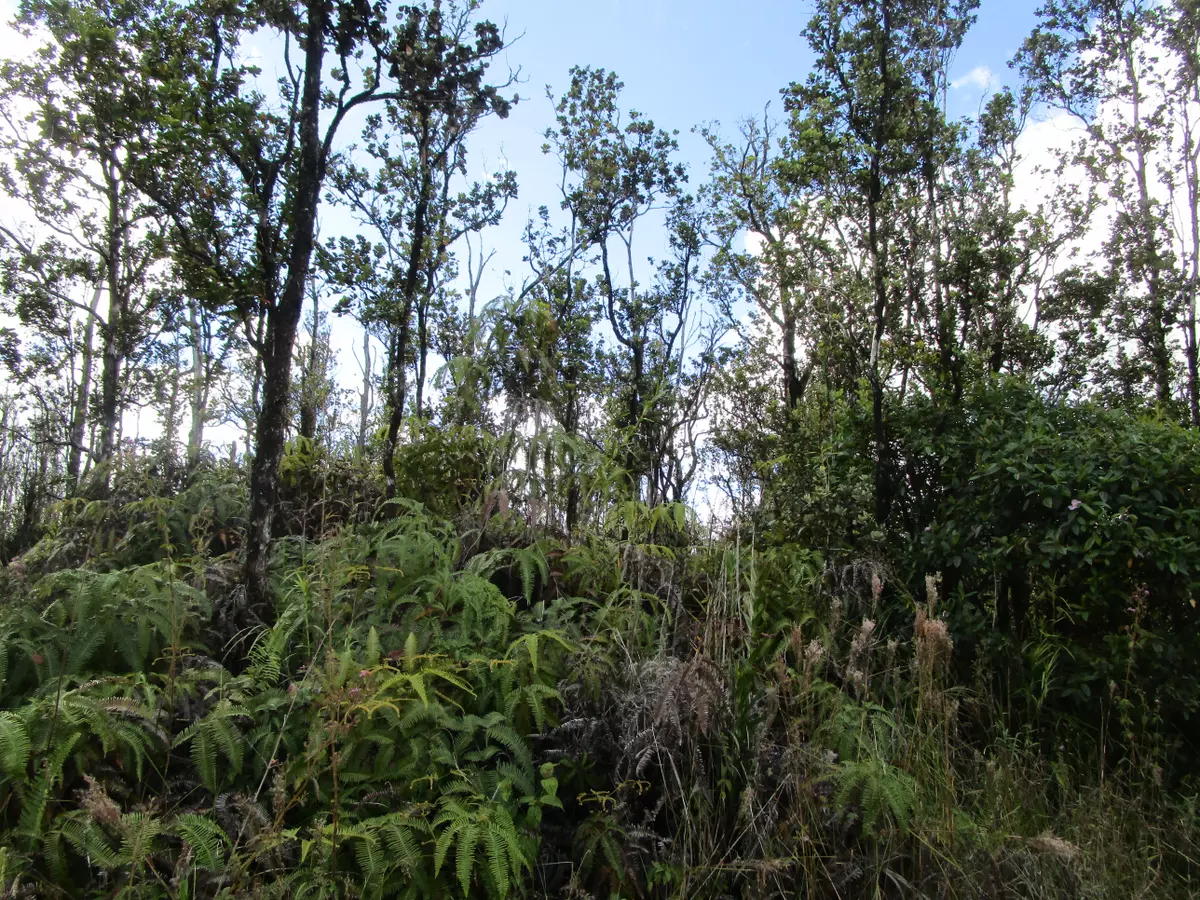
[774,378,1200,772]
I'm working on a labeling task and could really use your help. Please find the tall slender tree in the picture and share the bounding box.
[122,0,513,611]
[1018,0,1184,412]
[0,0,175,485]
[323,0,515,497]
[783,0,979,526]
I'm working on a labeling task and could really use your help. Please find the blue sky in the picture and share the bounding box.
[0,0,1053,268]
[465,0,1047,199]
[0,0,1056,441]
[444,0,1050,302]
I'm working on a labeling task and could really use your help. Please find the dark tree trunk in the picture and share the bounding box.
[246,309,267,454]
[93,147,130,487]
[244,0,328,615]
[415,293,429,419]
[95,318,123,476]
[299,280,320,441]
[782,313,805,409]
[382,364,407,499]
[382,134,433,498]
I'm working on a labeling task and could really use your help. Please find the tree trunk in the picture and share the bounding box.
[187,302,207,466]
[867,0,895,529]
[67,285,103,485]
[95,313,123,477]
[163,350,183,475]
[781,310,813,409]
[299,279,320,441]
[1120,20,1173,407]
[358,329,372,453]
[382,328,410,499]
[246,309,266,455]
[382,138,433,498]
[94,146,130,487]
[244,0,328,615]
[1181,62,1200,425]
[1184,294,1199,426]
[782,312,803,409]
[415,293,429,419]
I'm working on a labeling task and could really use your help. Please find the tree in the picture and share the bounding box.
[544,67,691,503]
[782,0,979,526]
[120,0,515,612]
[184,299,234,466]
[324,0,515,498]
[703,113,829,411]
[293,280,339,447]
[1017,0,1187,414]
[0,0,176,486]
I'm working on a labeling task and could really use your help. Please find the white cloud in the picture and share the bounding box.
[951,65,993,91]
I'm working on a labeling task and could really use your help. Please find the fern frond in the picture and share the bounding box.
[381,822,423,875]
[485,723,532,774]
[0,713,29,778]
[484,824,509,898]
[59,818,121,869]
[117,811,162,873]
[455,821,478,895]
[174,813,229,870]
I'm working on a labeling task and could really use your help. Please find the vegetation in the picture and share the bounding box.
[1,0,1199,896]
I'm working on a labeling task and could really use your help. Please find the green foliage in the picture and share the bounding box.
[834,755,919,835]
[4,1,1200,897]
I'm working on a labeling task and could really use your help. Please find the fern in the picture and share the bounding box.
[484,722,533,774]
[58,817,122,869]
[433,796,526,900]
[380,817,425,875]
[834,755,918,835]
[506,629,573,678]
[0,713,29,778]
[173,700,248,792]
[513,546,549,607]
[174,813,229,870]
[117,811,162,876]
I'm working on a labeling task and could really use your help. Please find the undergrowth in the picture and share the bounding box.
[0,459,1195,899]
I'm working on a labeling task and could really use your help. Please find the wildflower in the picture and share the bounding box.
[915,607,953,681]
[359,669,371,678]
[848,667,867,693]
[349,687,361,696]
[1069,498,1082,511]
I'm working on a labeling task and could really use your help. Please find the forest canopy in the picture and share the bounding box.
[0,0,1199,897]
